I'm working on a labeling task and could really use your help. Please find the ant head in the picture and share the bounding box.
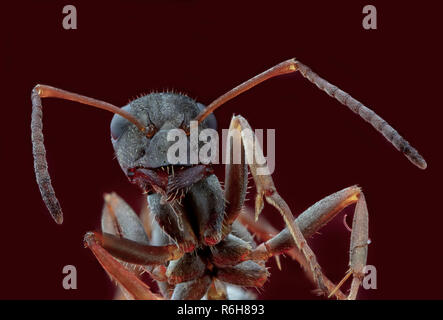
[110,92,217,195]
[31,85,218,224]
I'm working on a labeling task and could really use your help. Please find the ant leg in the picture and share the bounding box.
[253,186,362,255]
[186,175,225,246]
[84,193,183,299]
[346,193,369,300]
[210,234,253,267]
[228,114,329,294]
[222,120,286,270]
[137,197,172,283]
[237,207,278,242]
[101,192,151,244]
[101,192,155,299]
[85,232,182,267]
[84,233,162,300]
[216,260,269,287]
[101,192,168,282]
[223,136,248,230]
[148,193,198,252]
[171,275,212,300]
[238,207,305,269]
[166,252,206,285]
[138,197,153,239]
[252,186,368,299]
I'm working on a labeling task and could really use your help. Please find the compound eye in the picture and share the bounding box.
[110,105,132,141]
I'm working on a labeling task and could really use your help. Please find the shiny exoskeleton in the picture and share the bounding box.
[32,59,426,299]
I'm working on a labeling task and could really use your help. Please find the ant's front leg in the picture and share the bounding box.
[84,193,183,300]
[227,115,329,294]
[252,186,369,300]
[86,232,182,266]
[84,233,163,300]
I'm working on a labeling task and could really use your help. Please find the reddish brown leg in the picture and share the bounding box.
[252,186,369,300]
[101,192,151,244]
[87,231,182,266]
[84,233,162,300]
[85,192,183,299]
[99,192,183,265]
[238,207,305,270]
[101,193,168,281]
[227,115,330,294]
[238,207,278,242]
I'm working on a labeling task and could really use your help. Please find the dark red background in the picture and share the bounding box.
[1,1,441,299]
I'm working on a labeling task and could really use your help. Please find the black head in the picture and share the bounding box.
[110,92,217,196]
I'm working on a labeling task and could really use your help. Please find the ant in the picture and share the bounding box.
[31,58,426,299]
